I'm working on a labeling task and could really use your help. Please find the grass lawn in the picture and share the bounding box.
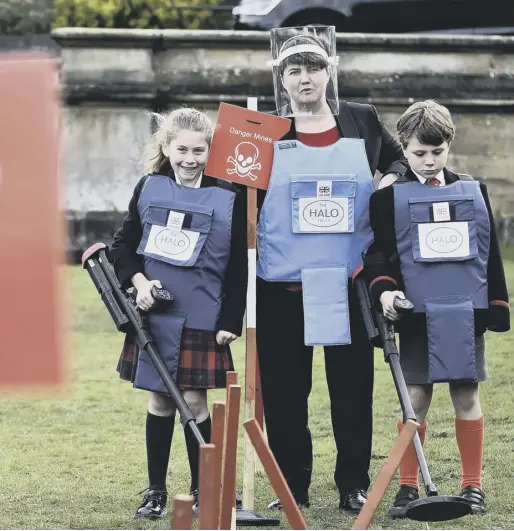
[0,263,513,530]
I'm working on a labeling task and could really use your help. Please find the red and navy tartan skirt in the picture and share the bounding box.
[117,327,234,390]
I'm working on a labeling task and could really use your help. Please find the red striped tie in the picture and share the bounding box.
[425,178,440,186]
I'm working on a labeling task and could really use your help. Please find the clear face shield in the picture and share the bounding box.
[267,25,340,118]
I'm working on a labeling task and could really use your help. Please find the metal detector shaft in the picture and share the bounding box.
[388,350,437,496]
[354,276,437,496]
[142,342,205,446]
[83,245,205,447]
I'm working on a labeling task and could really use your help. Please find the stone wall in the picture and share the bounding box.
[51,28,514,258]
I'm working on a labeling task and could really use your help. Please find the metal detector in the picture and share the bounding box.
[355,276,472,522]
[82,242,279,527]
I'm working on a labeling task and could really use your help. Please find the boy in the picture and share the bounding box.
[364,100,510,518]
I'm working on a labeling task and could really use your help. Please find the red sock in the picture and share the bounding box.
[398,419,427,488]
[455,416,484,489]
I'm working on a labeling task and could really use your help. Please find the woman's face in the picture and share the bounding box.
[281,62,329,108]
[163,130,209,184]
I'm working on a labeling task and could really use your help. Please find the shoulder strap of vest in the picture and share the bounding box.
[338,101,360,139]
[216,178,235,192]
[392,174,410,184]
[394,173,474,184]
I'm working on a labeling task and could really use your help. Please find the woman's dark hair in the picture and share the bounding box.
[278,34,329,78]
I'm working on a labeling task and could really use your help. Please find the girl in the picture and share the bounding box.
[110,107,247,518]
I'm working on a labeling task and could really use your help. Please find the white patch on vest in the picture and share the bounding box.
[144,225,200,262]
[432,202,451,222]
[317,181,332,198]
[418,222,470,259]
[298,197,349,232]
[167,210,185,230]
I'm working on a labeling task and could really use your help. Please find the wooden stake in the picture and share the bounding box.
[352,419,419,530]
[243,95,260,510]
[212,402,225,528]
[254,356,265,475]
[220,384,241,530]
[198,444,218,530]
[226,371,238,391]
[244,418,307,530]
[171,494,193,530]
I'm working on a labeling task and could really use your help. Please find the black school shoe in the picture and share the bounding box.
[388,485,419,518]
[339,489,368,513]
[191,489,199,517]
[461,485,486,515]
[135,488,168,519]
[192,488,242,516]
[267,495,310,510]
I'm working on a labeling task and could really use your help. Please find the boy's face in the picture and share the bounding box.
[403,137,450,179]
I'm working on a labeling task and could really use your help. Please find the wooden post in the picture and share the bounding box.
[219,384,241,530]
[199,444,218,530]
[243,96,263,509]
[255,359,264,430]
[352,419,419,530]
[254,357,265,476]
[244,419,307,530]
[171,494,194,530]
[211,402,225,528]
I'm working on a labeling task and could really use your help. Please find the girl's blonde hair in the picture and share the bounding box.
[142,107,214,175]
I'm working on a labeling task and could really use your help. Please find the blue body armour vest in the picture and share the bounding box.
[257,137,375,346]
[133,174,235,394]
[394,178,490,383]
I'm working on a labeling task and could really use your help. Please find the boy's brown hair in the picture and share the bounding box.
[397,100,456,148]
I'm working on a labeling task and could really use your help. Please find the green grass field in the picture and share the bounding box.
[0,263,513,530]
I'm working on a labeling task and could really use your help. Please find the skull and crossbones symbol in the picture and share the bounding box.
[227,142,262,181]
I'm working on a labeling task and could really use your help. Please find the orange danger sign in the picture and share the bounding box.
[206,103,291,190]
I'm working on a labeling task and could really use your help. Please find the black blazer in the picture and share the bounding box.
[109,171,248,337]
[364,167,510,335]
[259,100,409,210]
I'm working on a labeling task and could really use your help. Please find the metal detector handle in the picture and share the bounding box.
[83,245,205,446]
[354,279,438,496]
[384,295,414,340]
[151,286,175,302]
[354,277,382,347]
[393,296,414,314]
[83,254,131,332]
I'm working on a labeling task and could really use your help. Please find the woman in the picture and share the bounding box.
[257,25,408,512]
[109,107,247,518]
